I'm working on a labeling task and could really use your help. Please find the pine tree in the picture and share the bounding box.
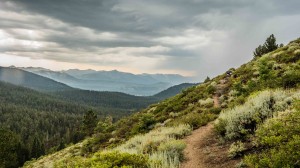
[264,34,278,52]
[253,34,280,58]
[82,110,98,136]
[204,76,210,83]
[0,129,20,167]
[253,44,267,58]
[58,139,65,150]
[31,137,44,158]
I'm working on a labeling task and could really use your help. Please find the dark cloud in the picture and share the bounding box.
[1,0,300,79]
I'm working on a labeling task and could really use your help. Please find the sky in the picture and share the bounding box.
[1,0,300,81]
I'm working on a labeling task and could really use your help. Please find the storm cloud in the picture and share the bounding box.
[1,0,300,80]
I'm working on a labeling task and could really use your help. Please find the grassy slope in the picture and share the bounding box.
[25,38,300,167]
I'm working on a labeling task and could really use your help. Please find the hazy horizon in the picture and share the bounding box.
[3,65,195,77]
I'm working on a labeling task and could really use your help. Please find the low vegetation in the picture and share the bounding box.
[24,37,300,168]
[244,101,300,167]
[215,90,299,140]
[28,124,191,168]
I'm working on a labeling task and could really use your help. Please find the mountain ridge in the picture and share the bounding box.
[0,67,73,92]
[19,67,193,95]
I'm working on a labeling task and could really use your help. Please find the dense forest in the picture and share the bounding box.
[0,74,190,167]
[0,81,95,167]
[52,89,158,111]
[0,81,158,167]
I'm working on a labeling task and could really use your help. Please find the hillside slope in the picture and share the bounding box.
[153,83,197,100]
[0,82,155,167]
[0,67,72,92]
[25,38,300,168]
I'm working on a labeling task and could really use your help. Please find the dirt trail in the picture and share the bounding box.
[181,123,239,168]
[213,95,220,108]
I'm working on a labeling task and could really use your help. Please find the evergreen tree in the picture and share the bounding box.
[253,34,281,58]
[204,76,210,83]
[31,137,44,158]
[253,44,267,58]
[17,142,30,166]
[0,129,20,168]
[82,110,98,136]
[264,34,278,52]
[58,139,65,150]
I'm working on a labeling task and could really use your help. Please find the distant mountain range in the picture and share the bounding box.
[0,67,157,110]
[17,67,193,95]
[0,66,196,102]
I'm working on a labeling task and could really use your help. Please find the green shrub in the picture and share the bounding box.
[275,52,300,63]
[106,124,191,168]
[215,90,299,140]
[198,98,214,108]
[213,118,227,137]
[158,140,186,161]
[148,151,180,168]
[228,141,246,158]
[142,140,161,154]
[210,107,222,114]
[244,101,300,167]
[207,85,216,95]
[54,156,90,168]
[90,151,148,168]
[177,112,216,129]
[81,132,112,154]
[131,113,156,134]
[282,71,300,88]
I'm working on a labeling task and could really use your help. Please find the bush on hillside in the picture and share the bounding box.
[170,112,216,129]
[244,101,300,168]
[228,141,246,158]
[92,151,148,168]
[131,113,156,134]
[207,85,216,95]
[158,139,186,161]
[214,90,300,140]
[198,98,214,108]
[275,51,300,63]
[282,70,300,88]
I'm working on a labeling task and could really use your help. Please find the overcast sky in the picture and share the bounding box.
[1,0,299,81]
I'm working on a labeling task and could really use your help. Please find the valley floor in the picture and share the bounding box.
[181,123,240,168]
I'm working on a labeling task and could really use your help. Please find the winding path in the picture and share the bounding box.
[181,123,214,168]
[180,123,239,168]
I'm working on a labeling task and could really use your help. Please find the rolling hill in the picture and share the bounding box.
[24,38,300,168]
[153,83,197,100]
[0,66,192,113]
[0,66,163,112]
[52,89,158,111]
[0,67,72,92]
